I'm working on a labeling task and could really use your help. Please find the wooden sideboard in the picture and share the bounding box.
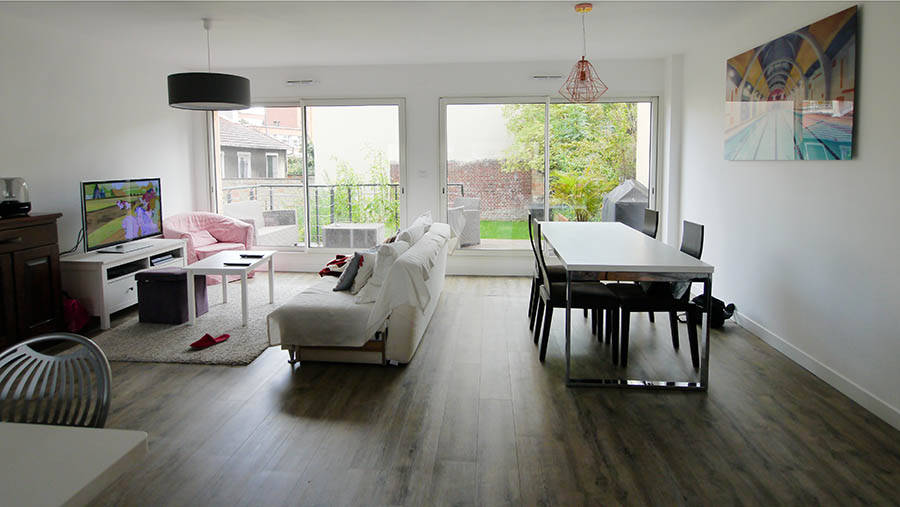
[0,213,64,349]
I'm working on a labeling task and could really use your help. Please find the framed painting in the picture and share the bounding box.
[724,6,857,160]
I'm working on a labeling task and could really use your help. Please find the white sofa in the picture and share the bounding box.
[221,200,298,246]
[267,222,452,365]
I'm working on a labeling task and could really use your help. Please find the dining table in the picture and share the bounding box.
[540,221,715,389]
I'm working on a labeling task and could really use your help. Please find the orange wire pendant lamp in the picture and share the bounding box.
[559,3,608,103]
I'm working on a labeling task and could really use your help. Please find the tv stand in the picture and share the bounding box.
[97,240,155,254]
[61,238,187,329]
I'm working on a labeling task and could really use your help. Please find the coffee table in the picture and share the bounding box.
[184,250,276,327]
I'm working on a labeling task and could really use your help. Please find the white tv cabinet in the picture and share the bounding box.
[61,238,187,329]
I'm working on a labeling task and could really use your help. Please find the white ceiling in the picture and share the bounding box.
[2,1,766,70]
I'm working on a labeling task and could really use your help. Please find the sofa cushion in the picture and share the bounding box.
[195,242,245,258]
[356,240,410,304]
[187,230,218,248]
[351,249,378,295]
[333,253,362,291]
[267,277,376,348]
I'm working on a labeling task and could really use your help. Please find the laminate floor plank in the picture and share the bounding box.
[89,274,900,506]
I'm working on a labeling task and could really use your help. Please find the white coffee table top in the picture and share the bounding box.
[184,250,276,273]
[0,422,148,507]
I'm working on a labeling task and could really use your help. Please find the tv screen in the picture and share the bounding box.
[81,178,163,251]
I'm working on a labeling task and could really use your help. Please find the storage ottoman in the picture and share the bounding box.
[136,268,208,324]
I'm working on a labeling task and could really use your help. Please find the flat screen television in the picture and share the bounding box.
[81,178,163,252]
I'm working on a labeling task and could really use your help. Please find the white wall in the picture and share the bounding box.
[0,13,197,249]
[679,2,900,429]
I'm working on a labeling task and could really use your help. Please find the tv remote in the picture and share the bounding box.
[240,253,264,258]
[224,261,252,266]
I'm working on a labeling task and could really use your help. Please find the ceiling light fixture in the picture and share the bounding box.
[559,3,607,103]
[168,19,251,111]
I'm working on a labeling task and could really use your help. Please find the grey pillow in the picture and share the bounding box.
[333,252,362,291]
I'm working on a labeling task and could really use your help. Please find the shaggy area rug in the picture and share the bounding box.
[92,277,309,366]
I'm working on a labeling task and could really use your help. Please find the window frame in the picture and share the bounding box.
[265,152,278,178]
[209,98,408,252]
[236,151,252,179]
[438,95,659,253]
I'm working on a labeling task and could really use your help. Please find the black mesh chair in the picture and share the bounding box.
[531,218,619,362]
[0,333,112,428]
[609,221,704,368]
[527,213,566,332]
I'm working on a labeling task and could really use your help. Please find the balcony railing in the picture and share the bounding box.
[221,182,465,246]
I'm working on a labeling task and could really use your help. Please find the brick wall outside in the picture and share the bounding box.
[448,159,534,220]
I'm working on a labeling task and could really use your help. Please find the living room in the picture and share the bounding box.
[1,1,899,505]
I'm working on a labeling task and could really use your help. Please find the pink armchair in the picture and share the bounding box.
[163,212,254,283]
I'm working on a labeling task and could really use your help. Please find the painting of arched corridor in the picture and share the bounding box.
[724,6,856,160]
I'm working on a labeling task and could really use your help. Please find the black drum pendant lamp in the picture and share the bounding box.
[168,19,251,111]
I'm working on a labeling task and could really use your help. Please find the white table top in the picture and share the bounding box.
[0,422,148,507]
[184,250,276,273]
[540,221,714,274]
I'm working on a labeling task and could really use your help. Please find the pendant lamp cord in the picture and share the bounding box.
[581,12,587,59]
[202,18,212,72]
[206,26,211,72]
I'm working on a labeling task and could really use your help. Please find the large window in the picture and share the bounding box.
[441,97,655,250]
[211,100,405,249]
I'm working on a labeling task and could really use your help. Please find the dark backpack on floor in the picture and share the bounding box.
[690,295,735,328]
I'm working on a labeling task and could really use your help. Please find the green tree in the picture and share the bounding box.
[501,103,638,221]
[325,149,399,234]
[286,139,316,181]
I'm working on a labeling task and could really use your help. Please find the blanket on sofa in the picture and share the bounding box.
[365,223,451,338]
[267,277,375,348]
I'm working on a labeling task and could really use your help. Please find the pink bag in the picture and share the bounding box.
[63,294,90,333]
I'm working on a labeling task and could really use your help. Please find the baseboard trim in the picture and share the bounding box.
[734,311,900,431]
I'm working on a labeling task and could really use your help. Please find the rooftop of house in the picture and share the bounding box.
[219,119,292,151]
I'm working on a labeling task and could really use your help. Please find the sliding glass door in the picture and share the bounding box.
[441,99,549,250]
[304,103,402,247]
[440,97,656,250]
[210,100,405,249]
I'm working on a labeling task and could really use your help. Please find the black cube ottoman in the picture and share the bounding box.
[136,267,208,325]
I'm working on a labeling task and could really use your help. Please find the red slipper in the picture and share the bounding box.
[190,333,230,349]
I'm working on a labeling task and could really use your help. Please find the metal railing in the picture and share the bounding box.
[221,181,466,246]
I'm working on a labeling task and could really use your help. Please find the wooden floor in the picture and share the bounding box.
[92,275,900,505]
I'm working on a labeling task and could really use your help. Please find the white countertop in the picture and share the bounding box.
[0,423,148,507]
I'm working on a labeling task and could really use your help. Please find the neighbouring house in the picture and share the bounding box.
[218,118,291,179]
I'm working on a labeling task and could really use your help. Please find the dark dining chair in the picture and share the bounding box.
[609,221,705,368]
[641,208,659,239]
[0,333,112,428]
[530,218,620,362]
[639,208,660,324]
[527,213,566,332]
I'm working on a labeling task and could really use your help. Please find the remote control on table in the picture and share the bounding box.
[240,253,265,258]
[224,261,252,266]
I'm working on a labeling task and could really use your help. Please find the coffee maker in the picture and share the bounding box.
[0,177,31,218]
